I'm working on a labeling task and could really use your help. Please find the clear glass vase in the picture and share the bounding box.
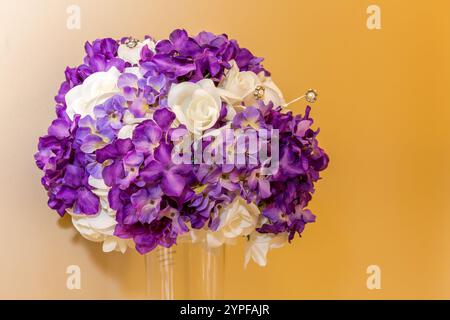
[145,242,224,300]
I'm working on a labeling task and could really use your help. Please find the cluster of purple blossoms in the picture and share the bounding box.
[35,29,329,258]
[35,107,99,216]
[250,104,329,240]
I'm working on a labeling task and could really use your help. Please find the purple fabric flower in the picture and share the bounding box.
[94,95,126,138]
[35,111,100,216]
[232,106,265,130]
[187,164,237,230]
[259,204,316,241]
[140,142,191,197]
[141,29,267,84]
[75,116,108,154]
[247,103,329,239]
[97,113,195,253]
[60,164,100,214]
[129,187,163,224]
[84,38,125,73]
[247,168,271,200]
[97,138,143,189]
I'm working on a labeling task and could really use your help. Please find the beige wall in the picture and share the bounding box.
[1,0,449,299]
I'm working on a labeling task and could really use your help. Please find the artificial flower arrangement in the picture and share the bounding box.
[35,29,329,266]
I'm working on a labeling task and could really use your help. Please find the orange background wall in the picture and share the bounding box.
[0,0,449,299]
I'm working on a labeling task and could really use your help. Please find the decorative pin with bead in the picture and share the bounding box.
[283,89,318,108]
[253,85,265,100]
[304,89,318,103]
[125,37,139,48]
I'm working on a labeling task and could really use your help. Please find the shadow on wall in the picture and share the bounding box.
[58,215,146,298]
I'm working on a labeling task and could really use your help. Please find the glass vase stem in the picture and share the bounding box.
[198,245,224,299]
[145,242,224,299]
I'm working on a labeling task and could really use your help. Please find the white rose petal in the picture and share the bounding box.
[256,73,285,107]
[68,176,132,253]
[118,38,156,65]
[244,234,270,267]
[70,208,115,240]
[190,229,206,243]
[219,61,259,103]
[124,66,143,78]
[102,237,132,253]
[219,60,285,107]
[123,109,149,125]
[65,67,121,120]
[168,79,223,134]
[218,198,258,239]
[244,232,288,267]
[206,232,226,248]
[88,176,109,190]
[88,176,109,198]
[117,124,138,139]
[117,110,150,139]
[191,197,259,248]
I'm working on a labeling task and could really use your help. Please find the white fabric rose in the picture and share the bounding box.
[219,61,259,103]
[68,176,132,253]
[117,124,137,139]
[219,60,285,107]
[123,66,143,78]
[191,196,259,248]
[117,110,150,139]
[118,38,156,65]
[168,79,223,134]
[244,232,288,267]
[65,67,121,120]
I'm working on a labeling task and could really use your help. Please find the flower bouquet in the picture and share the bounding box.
[35,29,329,276]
